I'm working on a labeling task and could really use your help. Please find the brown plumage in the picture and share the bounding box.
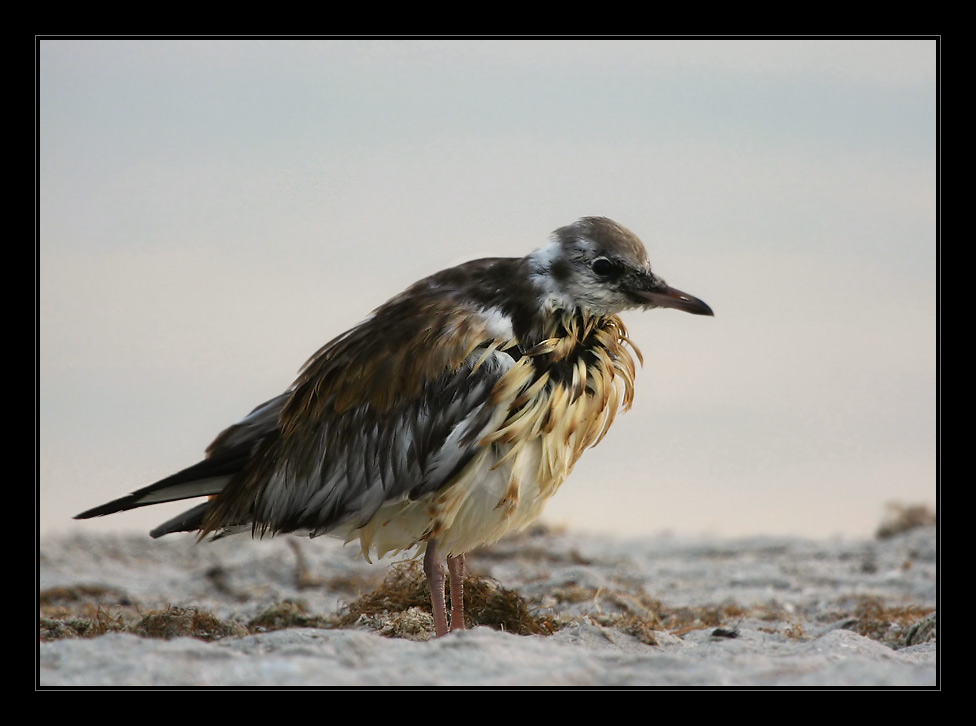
[76,217,713,637]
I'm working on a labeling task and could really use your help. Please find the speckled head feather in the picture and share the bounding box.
[555,216,651,267]
[75,217,712,637]
[528,216,712,318]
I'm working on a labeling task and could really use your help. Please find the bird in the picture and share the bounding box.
[75,216,713,638]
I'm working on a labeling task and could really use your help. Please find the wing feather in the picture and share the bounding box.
[201,269,522,540]
[78,258,532,545]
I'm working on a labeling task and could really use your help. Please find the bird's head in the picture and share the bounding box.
[528,217,714,318]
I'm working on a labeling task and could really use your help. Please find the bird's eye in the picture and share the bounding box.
[591,257,615,277]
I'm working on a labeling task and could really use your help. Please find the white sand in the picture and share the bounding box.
[38,525,937,687]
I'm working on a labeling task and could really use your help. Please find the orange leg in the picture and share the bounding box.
[424,541,449,637]
[447,554,466,632]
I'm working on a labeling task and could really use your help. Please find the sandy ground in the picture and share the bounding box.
[38,525,937,688]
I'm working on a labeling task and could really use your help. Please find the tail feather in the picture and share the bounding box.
[149,501,212,538]
[74,457,238,520]
[76,393,287,534]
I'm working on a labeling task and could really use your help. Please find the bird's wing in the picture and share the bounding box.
[200,269,523,539]
[75,259,528,541]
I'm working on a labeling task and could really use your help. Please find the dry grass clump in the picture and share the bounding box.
[135,607,249,640]
[248,600,338,632]
[846,596,936,648]
[39,611,127,640]
[39,591,249,642]
[547,580,749,645]
[876,502,937,539]
[39,585,136,641]
[337,561,557,638]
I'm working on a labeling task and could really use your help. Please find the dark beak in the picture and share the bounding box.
[633,277,714,316]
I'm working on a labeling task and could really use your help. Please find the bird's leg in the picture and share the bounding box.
[424,540,449,637]
[447,553,466,632]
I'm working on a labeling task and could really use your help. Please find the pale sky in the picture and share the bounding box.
[38,38,937,542]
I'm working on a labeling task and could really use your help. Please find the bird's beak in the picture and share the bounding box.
[634,277,714,316]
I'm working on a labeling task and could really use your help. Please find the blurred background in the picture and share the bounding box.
[38,39,937,541]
